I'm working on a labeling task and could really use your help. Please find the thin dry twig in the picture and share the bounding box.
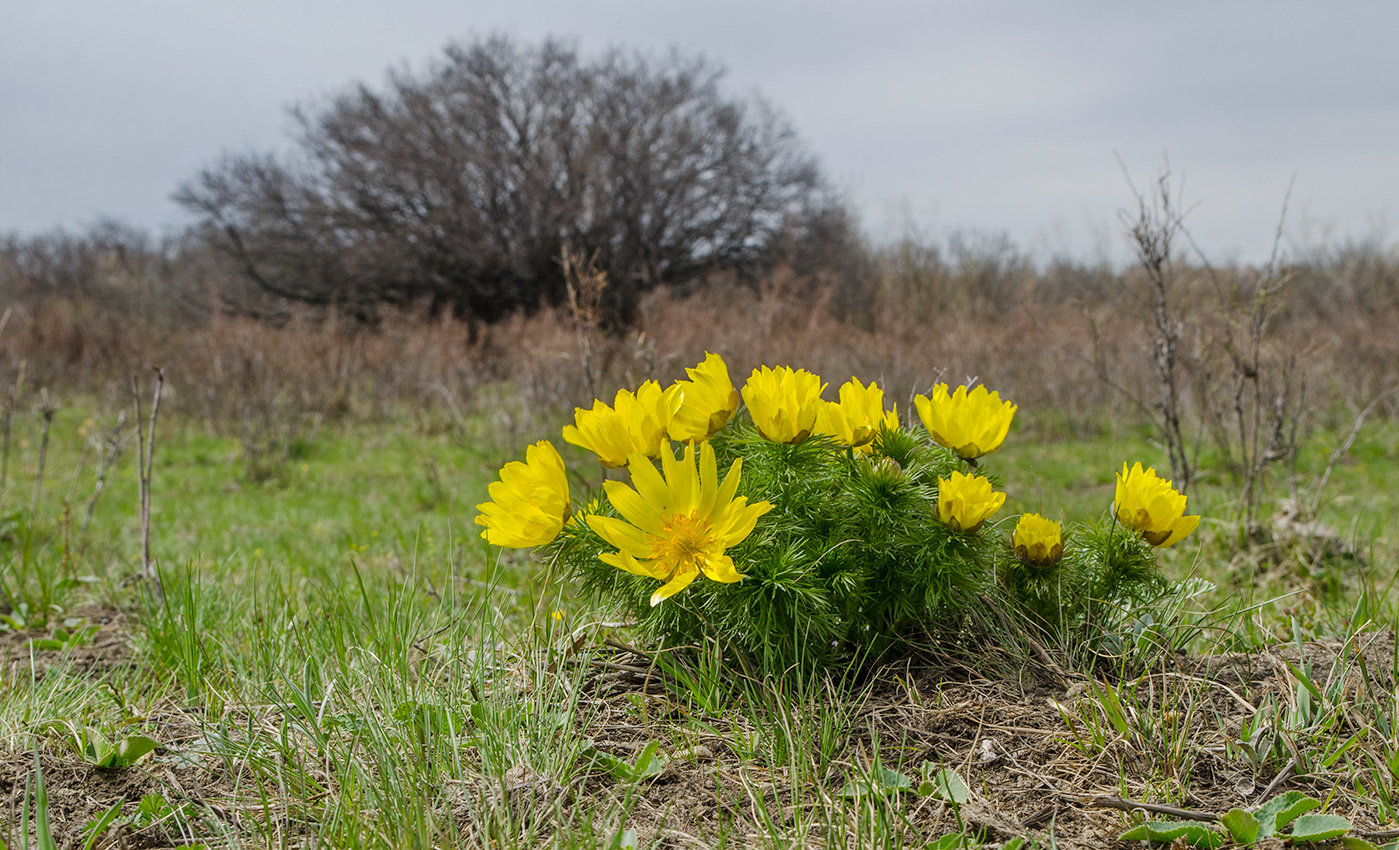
[29,388,56,517]
[1309,388,1395,519]
[132,367,165,579]
[1079,794,1218,822]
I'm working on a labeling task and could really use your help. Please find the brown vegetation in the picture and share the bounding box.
[2,229,1396,458]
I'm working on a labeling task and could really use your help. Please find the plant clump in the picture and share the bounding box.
[476,353,1202,672]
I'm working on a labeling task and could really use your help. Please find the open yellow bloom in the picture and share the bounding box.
[815,377,899,451]
[914,384,1017,460]
[475,440,571,547]
[587,442,774,606]
[1013,513,1064,566]
[742,366,826,444]
[937,470,1005,533]
[668,352,741,443]
[1114,462,1199,547]
[562,381,682,468]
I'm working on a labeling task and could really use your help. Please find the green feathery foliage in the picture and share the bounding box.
[510,361,1199,675]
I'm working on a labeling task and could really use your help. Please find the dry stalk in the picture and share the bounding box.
[30,388,56,518]
[560,244,606,401]
[1116,162,1193,492]
[81,411,129,537]
[132,367,165,579]
[1195,176,1305,535]
[1307,389,1396,520]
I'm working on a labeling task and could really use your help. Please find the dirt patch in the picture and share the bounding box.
[0,605,134,681]
[0,746,243,849]
[566,636,1399,848]
[8,630,1398,848]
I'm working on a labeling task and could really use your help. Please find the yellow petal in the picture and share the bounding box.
[650,569,699,606]
[601,479,661,531]
[700,553,744,584]
[601,550,663,579]
[587,514,652,557]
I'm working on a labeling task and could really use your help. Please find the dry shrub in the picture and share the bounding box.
[1,257,1396,467]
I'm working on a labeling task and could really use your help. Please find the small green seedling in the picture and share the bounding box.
[26,618,99,651]
[45,722,160,769]
[77,798,126,850]
[1118,820,1224,848]
[838,761,969,801]
[583,740,668,782]
[1122,792,1363,847]
[127,793,198,833]
[925,835,1025,850]
[0,601,35,633]
[918,763,971,803]
[839,764,914,799]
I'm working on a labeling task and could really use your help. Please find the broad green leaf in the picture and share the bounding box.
[112,736,160,768]
[926,834,971,849]
[842,765,914,798]
[83,727,115,766]
[1220,808,1260,844]
[1119,820,1224,848]
[1289,814,1352,843]
[583,746,634,780]
[1339,837,1382,850]
[583,743,666,781]
[631,741,668,780]
[1256,791,1319,837]
[871,765,912,792]
[917,768,969,803]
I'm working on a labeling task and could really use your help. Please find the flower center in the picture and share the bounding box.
[650,511,717,577]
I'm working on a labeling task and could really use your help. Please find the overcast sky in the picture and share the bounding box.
[2,0,1396,262]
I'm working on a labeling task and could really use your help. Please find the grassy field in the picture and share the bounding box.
[2,392,1398,848]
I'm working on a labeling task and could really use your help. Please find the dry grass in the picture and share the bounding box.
[2,250,1397,466]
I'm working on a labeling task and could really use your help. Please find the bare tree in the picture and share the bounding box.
[175,36,837,330]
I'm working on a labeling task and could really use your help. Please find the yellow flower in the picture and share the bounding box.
[914,384,1017,460]
[551,609,565,622]
[562,381,683,468]
[937,470,1005,533]
[668,352,740,443]
[816,377,899,451]
[475,440,571,548]
[1113,462,1199,547]
[742,366,826,444]
[1013,513,1064,566]
[587,442,774,606]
